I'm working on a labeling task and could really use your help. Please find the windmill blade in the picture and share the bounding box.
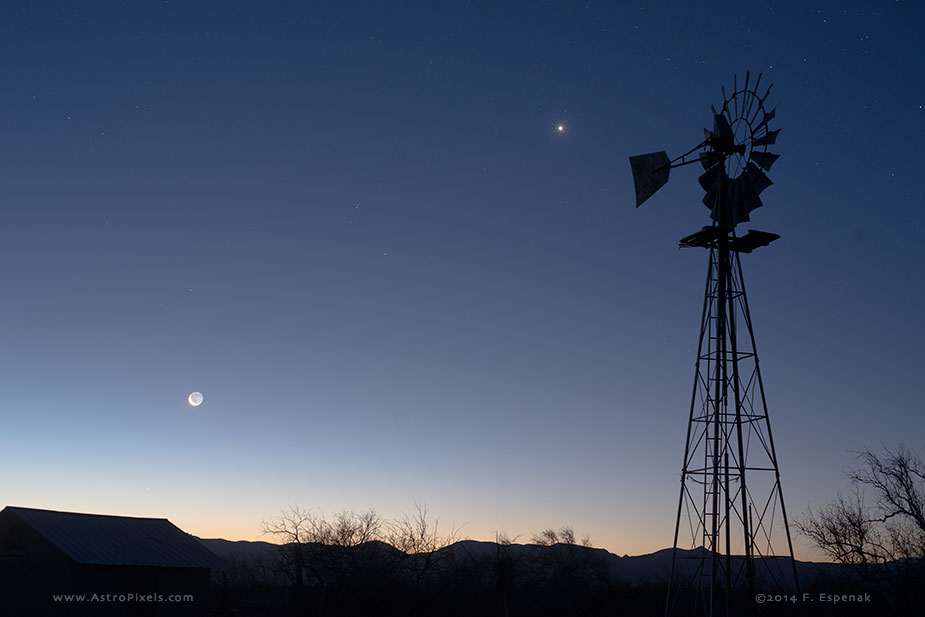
[752,128,781,147]
[739,174,766,213]
[727,176,745,211]
[745,191,763,214]
[702,185,722,221]
[735,192,763,224]
[725,176,758,224]
[749,150,780,172]
[749,87,774,124]
[699,151,722,170]
[629,151,671,206]
[745,162,773,194]
[739,172,756,197]
[744,72,762,121]
[742,72,754,119]
[761,82,774,104]
[732,201,750,225]
[755,106,777,130]
[698,164,722,191]
[713,113,734,139]
[737,170,768,223]
[726,180,763,226]
[732,74,738,118]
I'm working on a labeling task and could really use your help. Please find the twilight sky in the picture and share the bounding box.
[1,1,923,559]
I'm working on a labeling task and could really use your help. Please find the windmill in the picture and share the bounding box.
[629,72,798,616]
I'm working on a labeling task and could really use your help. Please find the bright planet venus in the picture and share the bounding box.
[188,392,203,407]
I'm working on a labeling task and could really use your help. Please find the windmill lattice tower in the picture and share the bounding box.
[629,72,799,617]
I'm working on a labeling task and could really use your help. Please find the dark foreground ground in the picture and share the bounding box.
[203,539,923,617]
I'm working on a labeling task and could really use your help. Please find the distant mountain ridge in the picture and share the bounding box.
[197,537,844,585]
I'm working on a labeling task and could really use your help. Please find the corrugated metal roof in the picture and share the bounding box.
[4,506,227,569]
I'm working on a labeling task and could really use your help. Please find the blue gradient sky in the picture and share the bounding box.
[1,1,923,558]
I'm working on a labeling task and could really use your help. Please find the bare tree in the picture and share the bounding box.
[260,506,315,612]
[388,502,456,553]
[528,525,608,592]
[797,445,925,564]
[318,508,387,601]
[796,445,925,614]
[386,502,460,615]
[850,445,925,550]
[796,488,888,568]
[530,525,592,548]
[260,506,384,615]
[329,509,382,547]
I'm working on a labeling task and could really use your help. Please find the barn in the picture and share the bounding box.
[0,505,227,616]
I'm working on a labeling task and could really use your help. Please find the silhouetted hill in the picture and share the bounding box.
[197,536,849,585]
[198,537,279,562]
[196,537,923,616]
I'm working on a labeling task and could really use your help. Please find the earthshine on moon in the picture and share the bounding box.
[188,391,203,407]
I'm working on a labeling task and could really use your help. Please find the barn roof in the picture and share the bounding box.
[2,506,227,569]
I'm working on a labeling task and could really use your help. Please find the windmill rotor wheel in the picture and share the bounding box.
[720,83,775,179]
[699,72,781,226]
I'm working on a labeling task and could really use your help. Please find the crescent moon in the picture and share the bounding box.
[188,392,203,407]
